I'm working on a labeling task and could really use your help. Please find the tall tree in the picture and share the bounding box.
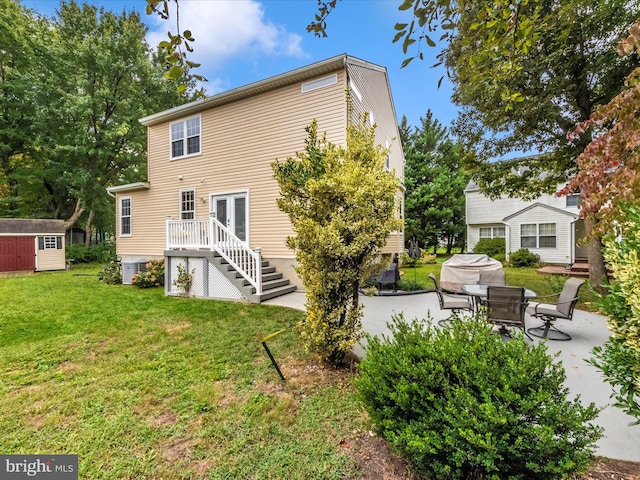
[30,1,188,240]
[402,111,468,254]
[273,118,401,365]
[446,0,639,289]
[562,24,640,421]
[0,0,43,217]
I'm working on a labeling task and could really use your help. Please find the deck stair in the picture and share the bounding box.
[209,252,296,303]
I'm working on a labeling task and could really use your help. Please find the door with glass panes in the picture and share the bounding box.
[210,193,248,244]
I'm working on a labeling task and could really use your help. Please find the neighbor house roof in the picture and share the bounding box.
[139,54,387,127]
[502,202,579,222]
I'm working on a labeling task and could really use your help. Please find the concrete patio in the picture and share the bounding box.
[264,290,640,463]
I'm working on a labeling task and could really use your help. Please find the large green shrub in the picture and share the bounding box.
[590,203,640,422]
[272,117,400,365]
[472,238,505,258]
[356,315,602,480]
[508,248,541,267]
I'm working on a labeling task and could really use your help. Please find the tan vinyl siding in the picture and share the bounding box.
[346,63,404,179]
[347,62,405,255]
[116,69,349,259]
[37,243,65,271]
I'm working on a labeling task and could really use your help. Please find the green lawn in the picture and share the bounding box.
[0,266,365,479]
[0,260,600,478]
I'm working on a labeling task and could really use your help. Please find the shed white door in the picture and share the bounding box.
[211,193,247,243]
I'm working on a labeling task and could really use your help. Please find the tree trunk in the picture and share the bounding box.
[84,208,94,247]
[64,198,84,230]
[584,216,608,294]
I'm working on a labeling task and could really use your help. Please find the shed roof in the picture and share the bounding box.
[0,218,65,234]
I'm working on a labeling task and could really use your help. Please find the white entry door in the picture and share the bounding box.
[211,192,248,243]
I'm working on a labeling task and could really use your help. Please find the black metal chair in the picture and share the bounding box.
[526,278,584,341]
[429,273,472,327]
[483,286,531,340]
[479,269,506,286]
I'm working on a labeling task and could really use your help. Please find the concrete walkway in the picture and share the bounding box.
[264,290,640,462]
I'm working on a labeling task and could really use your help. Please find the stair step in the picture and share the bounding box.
[253,278,291,293]
[242,272,282,285]
[256,284,296,302]
[235,266,276,278]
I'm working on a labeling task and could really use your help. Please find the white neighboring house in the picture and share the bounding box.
[465,180,587,265]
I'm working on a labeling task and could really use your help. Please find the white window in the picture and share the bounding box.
[566,193,581,207]
[348,80,362,102]
[521,223,556,248]
[301,74,337,93]
[171,116,200,159]
[120,197,131,236]
[39,236,62,250]
[180,189,195,220]
[479,226,505,238]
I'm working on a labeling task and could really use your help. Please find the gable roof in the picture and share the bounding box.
[502,202,579,222]
[140,54,386,127]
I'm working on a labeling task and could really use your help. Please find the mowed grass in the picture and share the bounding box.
[0,265,364,479]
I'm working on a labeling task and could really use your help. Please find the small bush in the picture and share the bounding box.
[401,251,437,268]
[356,315,602,480]
[492,253,506,264]
[472,238,505,257]
[397,278,425,291]
[509,248,541,267]
[99,258,121,285]
[132,259,165,288]
[172,262,194,296]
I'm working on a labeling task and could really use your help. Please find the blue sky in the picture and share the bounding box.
[20,0,457,131]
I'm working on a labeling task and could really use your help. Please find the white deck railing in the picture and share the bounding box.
[166,216,262,295]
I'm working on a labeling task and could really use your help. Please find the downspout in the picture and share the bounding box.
[505,224,511,262]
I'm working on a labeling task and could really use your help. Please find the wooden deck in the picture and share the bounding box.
[536,261,613,279]
[536,265,589,277]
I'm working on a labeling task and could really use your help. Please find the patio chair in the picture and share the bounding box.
[479,269,506,286]
[526,278,584,341]
[429,273,472,327]
[482,286,531,340]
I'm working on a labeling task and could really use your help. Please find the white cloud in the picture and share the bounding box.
[146,0,306,70]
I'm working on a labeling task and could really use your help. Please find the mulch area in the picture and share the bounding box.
[342,431,640,479]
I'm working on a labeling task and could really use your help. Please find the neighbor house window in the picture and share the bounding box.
[171,116,200,159]
[39,236,62,249]
[566,193,581,207]
[120,197,131,236]
[479,226,505,238]
[521,223,556,248]
[180,189,195,220]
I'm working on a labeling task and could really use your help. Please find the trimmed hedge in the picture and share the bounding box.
[355,315,602,480]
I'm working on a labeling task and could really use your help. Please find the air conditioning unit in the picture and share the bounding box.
[122,260,149,285]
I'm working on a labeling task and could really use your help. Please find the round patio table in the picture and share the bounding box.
[462,284,537,312]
